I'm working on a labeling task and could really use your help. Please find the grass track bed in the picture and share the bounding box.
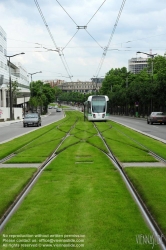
[109,121,166,160]
[0,119,66,160]
[0,143,159,250]
[6,138,64,163]
[0,168,36,217]
[86,135,109,153]
[1,113,166,249]
[124,167,166,236]
[95,121,158,162]
[57,136,80,153]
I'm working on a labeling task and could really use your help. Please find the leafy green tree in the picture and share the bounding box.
[100,55,166,116]
[53,86,62,102]
[29,81,55,113]
[8,80,21,107]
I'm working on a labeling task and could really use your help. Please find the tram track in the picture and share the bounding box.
[94,122,166,250]
[111,125,166,165]
[1,113,166,249]
[0,117,78,232]
[0,154,15,164]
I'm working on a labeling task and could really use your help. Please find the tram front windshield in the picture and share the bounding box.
[92,97,106,113]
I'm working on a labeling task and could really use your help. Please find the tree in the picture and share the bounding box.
[8,80,21,107]
[29,81,55,113]
[53,86,62,102]
[100,55,166,116]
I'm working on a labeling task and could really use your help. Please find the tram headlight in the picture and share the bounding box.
[93,114,96,118]
[102,114,105,118]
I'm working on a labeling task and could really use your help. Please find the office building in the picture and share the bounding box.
[128,57,148,74]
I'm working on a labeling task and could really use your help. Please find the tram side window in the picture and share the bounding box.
[106,101,109,113]
[88,101,91,114]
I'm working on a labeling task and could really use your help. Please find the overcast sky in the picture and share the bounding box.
[0,0,166,82]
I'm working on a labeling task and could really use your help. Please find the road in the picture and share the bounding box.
[0,110,64,144]
[1,112,166,144]
[109,115,166,143]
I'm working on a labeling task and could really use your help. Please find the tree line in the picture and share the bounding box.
[58,55,166,117]
[30,55,166,116]
[100,55,166,116]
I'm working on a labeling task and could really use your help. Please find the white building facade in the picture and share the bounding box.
[128,57,148,74]
[0,26,8,107]
[0,26,30,119]
[58,78,103,93]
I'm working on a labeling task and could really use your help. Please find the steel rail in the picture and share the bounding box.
[94,122,166,250]
[112,125,166,165]
[0,119,77,232]
[0,154,15,164]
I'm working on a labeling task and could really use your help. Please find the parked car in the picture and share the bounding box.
[23,113,41,127]
[147,112,166,125]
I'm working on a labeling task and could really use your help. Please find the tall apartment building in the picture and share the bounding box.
[128,57,148,74]
[0,25,30,109]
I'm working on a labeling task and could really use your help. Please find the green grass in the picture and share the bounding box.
[0,143,157,250]
[110,121,166,160]
[87,135,109,153]
[57,125,73,133]
[0,112,165,249]
[4,115,79,163]
[6,139,63,163]
[94,121,112,132]
[76,121,97,133]
[124,167,166,236]
[95,122,157,162]
[105,137,156,162]
[16,129,65,153]
[0,119,65,160]
[0,168,36,217]
[0,113,81,229]
[57,136,80,153]
[71,129,96,140]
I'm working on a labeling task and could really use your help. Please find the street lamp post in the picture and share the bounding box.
[28,71,42,96]
[28,71,42,84]
[137,51,157,113]
[6,52,25,120]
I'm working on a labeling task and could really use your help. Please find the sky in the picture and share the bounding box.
[0,0,166,82]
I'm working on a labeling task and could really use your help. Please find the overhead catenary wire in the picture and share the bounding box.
[62,30,79,50]
[55,0,78,26]
[34,0,58,49]
[7,32,166,50]
[26,0,162,82]
[86,0,107,26]
[34,0,73,80]
[94,0,127,77]
[85,29,103,49]
[55,0,106,50]
[61,52,73,79]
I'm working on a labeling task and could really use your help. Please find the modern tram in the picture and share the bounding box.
[84,95,109,121]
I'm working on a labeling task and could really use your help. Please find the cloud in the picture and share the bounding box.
[0,0,166,82]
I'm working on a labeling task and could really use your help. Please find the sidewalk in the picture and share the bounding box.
[0,119,23,127]
[0,113,49,127]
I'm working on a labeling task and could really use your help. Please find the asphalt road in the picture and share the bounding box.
[1,112,166,144]
[109,115,166,143]
[0,110,64,144]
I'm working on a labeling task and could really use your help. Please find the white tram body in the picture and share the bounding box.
[84,95,109,121]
